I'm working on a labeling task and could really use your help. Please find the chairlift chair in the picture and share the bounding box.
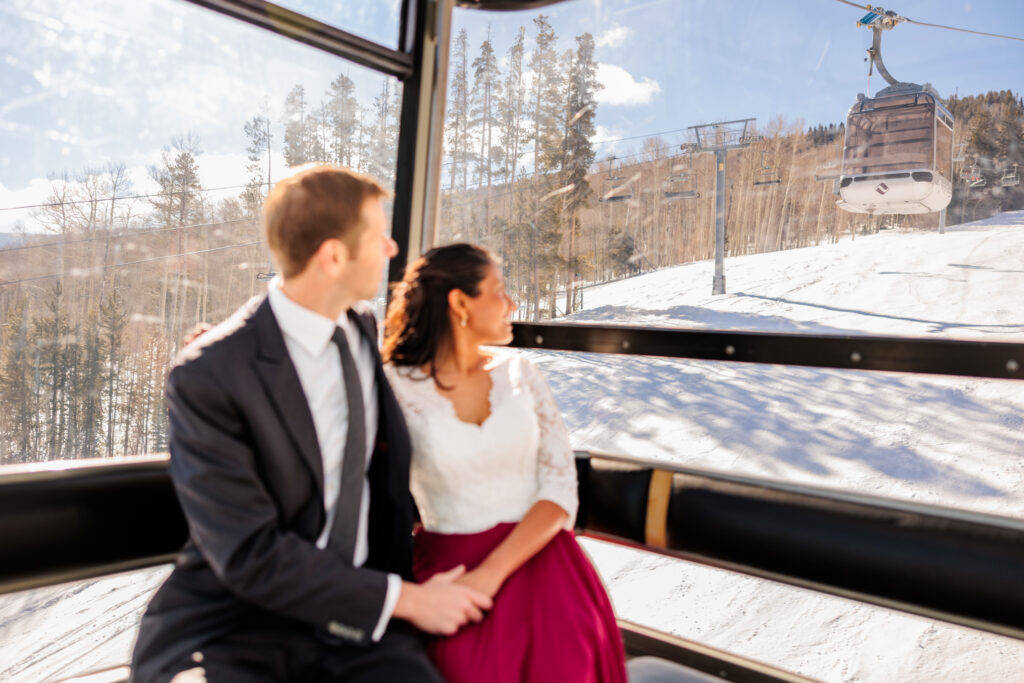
[752,149,781,187]
[1000,164,1020,187]
[953,141,967,163]
[600,155,633,203]
[962,165,986,188]
[662,147,700,200]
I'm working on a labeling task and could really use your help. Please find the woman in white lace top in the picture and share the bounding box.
[382,243,626,683]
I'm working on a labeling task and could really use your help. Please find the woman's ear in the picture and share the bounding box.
[447,288,467,320]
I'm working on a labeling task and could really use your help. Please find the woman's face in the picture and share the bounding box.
[461,262,517,346]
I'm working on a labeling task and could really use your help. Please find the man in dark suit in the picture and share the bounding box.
[131,166,491,682]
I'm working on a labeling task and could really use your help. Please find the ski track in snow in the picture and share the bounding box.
[4,212,1024,682]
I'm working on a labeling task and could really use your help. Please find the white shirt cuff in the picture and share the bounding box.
[372,573,402,642]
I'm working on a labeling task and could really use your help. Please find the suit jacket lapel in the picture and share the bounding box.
[348,308,381,364]
[251,298,324,495]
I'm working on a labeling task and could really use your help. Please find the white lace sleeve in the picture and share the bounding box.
[383,364,434,424]
[520,357,578,528]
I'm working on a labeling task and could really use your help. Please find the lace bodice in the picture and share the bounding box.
[384,354,578,534]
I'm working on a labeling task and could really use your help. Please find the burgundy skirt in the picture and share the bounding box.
[413,523,627,683]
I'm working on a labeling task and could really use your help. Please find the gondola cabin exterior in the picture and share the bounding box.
[837,85,955,215]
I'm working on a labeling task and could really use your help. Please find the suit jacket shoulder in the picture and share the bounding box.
[173,295,264,374]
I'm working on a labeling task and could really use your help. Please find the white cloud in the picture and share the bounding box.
[595,64,661,107]
[589,125,626,161]
[0,177,55,233]
[591,125,622,147]
[595,26,631,49]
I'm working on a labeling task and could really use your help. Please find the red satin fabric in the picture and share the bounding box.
[413,523,628,683]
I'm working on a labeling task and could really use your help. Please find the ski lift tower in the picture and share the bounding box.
[689,118,760,294]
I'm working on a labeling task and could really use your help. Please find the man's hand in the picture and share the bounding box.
[393,565,493,635]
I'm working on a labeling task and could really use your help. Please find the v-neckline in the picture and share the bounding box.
[429,356,504,428]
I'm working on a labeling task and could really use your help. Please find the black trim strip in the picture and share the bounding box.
[389,0,427,283]
[0,457,187,595]
[511,322,1024,380]
[6,452,1024,651]
[182,0,414,79]
[576,452,1024,642]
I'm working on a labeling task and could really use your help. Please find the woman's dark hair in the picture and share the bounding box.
[383,243,497,383]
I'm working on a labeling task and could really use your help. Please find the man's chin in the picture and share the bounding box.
[357,285,380,303]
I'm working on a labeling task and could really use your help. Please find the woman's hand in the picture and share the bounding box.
[455,566,502,599]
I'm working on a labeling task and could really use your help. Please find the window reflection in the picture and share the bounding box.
[272,0,404,48]
[0,0,402,465]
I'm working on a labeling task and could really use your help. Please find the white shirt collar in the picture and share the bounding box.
[267,277,356,358]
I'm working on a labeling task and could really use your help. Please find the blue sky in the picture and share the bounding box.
[1,0,1022,231]
[451,0,1024,155]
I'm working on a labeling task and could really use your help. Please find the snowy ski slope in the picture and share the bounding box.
[546,211,1024,682]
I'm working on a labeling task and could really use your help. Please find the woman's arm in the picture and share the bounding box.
[455,500,568,597]
[456,358,578,598]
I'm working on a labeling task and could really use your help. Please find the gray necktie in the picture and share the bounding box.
[328,324,366,565]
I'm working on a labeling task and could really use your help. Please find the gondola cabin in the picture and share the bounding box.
[3,1,1024,681]
[837,84,955,215]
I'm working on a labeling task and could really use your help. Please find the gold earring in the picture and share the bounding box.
[460,315,468,328]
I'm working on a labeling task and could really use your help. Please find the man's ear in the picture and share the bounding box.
[315,238,349,275]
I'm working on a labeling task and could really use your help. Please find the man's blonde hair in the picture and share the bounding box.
[262,165,390,278]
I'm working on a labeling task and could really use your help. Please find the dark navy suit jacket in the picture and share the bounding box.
[131,296,416,681]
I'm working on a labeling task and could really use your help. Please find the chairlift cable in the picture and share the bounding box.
[0,181,272,213]
[833,0,1024,43]
[0,218,254,254]
[0,239,264,288]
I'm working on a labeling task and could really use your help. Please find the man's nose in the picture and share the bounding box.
[384,236,398,258]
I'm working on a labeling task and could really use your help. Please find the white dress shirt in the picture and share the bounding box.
[267,279,400,641]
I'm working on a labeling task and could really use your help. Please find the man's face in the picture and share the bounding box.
[338,197,398,302]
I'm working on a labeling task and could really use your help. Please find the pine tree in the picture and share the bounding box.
[149,134,204,227]
[327,73,359,167]
[499,27,527,190]
[307,100,330,163]
[242,111,272,216]
[364,81,399,184]
[149,134,205,347]
[470,26,501,241]
[0,297,33,463]
[77,306,103,459]
[561,32,601,314]
[529,15,563,177]
[526,15,566,318]
[447,29,472,194]
[99,285,128,457]
[283,85,309,166]
[496,26,528,288]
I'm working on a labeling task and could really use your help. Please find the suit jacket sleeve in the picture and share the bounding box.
[165,359,388,646]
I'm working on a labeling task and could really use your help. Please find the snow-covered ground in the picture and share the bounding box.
[553,211,1024,682]
[2,213,1023,681]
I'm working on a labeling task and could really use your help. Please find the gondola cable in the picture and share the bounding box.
[833,0,1024,43]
